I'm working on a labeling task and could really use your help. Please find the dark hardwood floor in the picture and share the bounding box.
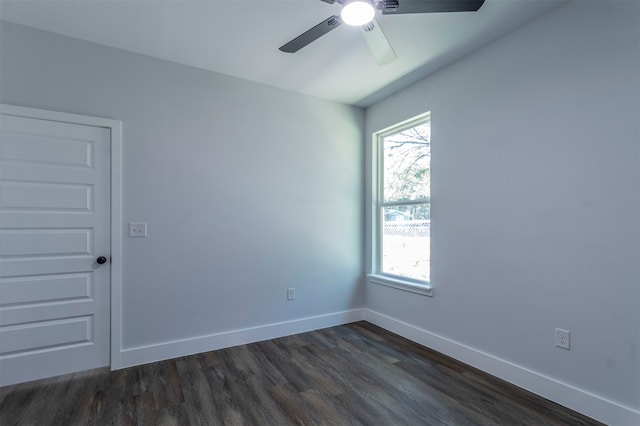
[0,321,602,426]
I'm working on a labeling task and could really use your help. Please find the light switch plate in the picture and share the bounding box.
[129,222,147,237]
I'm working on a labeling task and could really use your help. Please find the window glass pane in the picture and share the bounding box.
[382,122,430,203]
[381,205,430,282]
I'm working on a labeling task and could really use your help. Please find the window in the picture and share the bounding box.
[369,113,432,295]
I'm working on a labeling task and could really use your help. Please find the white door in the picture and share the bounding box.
[0,114,111,386]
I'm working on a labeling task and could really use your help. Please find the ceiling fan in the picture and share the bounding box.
[279,0,485,65]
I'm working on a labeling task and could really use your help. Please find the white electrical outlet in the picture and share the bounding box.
[555,328,570,350]
[129,222,147,237]
[287,288,295,300]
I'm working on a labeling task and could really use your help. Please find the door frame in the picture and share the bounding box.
[1,104,123,370]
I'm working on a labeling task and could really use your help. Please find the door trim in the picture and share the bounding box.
[1,104,123,370]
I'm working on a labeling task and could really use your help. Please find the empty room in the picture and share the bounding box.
[0,0,638,425]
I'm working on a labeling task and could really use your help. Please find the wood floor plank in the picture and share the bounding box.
[0,322,604,426]
[146,360,185,410]
[174,356,221,425]
[270,382,322,425]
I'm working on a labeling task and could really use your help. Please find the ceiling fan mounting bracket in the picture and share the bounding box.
[379,1,399,12]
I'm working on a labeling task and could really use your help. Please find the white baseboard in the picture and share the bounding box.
[119,309,365,369]
[364,309,640,426]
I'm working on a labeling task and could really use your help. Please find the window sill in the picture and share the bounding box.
[367,274,433,297]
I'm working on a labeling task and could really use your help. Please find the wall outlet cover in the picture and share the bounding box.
[555,328,570,350]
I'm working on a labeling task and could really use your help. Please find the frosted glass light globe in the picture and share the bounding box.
[341,1,375,26]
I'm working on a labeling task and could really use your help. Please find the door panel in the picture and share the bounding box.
[0,114,110,386]
[0,130,94,166]
[0,229,92,256]
[2,316,93,354]
[1,274,92,305]
[1,181,93,210]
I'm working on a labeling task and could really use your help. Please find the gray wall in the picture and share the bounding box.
[0,21,365,349]
[365,0,639,410]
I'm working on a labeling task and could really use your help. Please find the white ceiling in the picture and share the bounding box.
[0,0,566,107]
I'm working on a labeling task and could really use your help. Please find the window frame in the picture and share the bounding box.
[368,112,433,297]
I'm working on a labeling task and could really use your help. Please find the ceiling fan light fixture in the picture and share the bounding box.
[341,0,375,26]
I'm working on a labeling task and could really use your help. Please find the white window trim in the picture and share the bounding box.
[368,112,433,297]
[368,273,433,296]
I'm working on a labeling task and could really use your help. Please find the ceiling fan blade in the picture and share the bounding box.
[279,15,343,53]
[380,0,485,15]
[361,19,397,65]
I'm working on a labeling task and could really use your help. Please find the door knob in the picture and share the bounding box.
[96,256,108,265]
